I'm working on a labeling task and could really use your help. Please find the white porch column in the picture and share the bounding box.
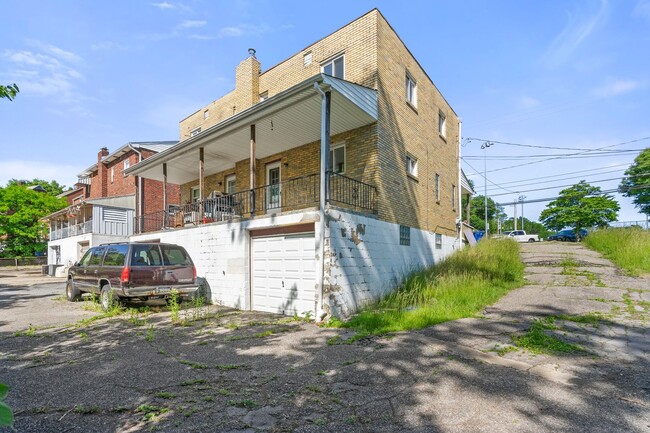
[250,124,256,217]
[199,147,204,222]
[162,163,168,228]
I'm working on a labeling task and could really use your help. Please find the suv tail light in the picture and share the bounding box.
[192,266,197,281]
[121,266,130,284]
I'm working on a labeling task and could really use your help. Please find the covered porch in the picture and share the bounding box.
[126,74,379,234]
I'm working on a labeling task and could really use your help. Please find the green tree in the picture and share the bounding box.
[7,179,66,196]
[619,148,650,217]
[0,182,67,257]
[502,217,552,238]
[466,195,506,232]
[0,83,19,101]
[540,181,619,239]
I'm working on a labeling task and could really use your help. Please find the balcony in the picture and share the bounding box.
[136,172,377,234]
[49,220,93,241]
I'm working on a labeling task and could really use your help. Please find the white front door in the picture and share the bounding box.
[265,162,281,212]
[251,233,316,316]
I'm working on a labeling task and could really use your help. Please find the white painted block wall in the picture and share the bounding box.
[323,208,458,318]
[48,234,128,277]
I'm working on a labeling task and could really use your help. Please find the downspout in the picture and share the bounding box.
[128,144,143,233]
[313,81,330,321]
[457,119,463,248]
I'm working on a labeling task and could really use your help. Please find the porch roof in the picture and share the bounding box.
[124,74,378,185]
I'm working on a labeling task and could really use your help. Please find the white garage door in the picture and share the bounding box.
[251,233,316,316]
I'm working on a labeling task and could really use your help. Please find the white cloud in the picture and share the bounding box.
[178,20,207,29]
[151,2,173,9]
[187,34,216,41]
[0,160,83,189]
[539,0,609,68]
[519,96,541,109]
[90,41,129,51]
[593,79,644,97]
[218,23,270,38]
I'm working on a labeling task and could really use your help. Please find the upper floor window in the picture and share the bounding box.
[452,184,457,210]
[259,91,268,102]
[204,110,209,120]
[438,111,446,137]
[123,159,130,171]
[321,54,344,79]
[110,167,115,183]
[225,175,236,194]
[190,127,201,137]
[406,154,418,177]
[303,52,312,67]
[329,144,345,174]
[435,173,440,202]
[191,186,200,202]
[406,72,417,107]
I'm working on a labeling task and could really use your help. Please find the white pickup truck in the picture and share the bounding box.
[504,230,539,243]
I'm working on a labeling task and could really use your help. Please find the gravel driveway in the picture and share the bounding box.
[1,243,649,433]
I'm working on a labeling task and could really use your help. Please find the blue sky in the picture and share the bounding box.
[1,0,649,223]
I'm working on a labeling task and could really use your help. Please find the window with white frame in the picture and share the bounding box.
[110,167,114,183]
[190,127,201,137]
[303,52,312,67]
[406,72,417,107]
[204,110,209,120]
[329,144,345,174]
[406,154,418,177]
[452,184,456,210]
[191,186,200,202]
[321,54,344,79]
[435,173,440,202]
[225,175,236,194]
[438,111,446,137]
[123,159,130,171]
[435,233,442,249]
[259,91,268,102]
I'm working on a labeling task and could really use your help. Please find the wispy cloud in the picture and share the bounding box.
[177,20,207,29]
[90,41,129,51]
[592,79,645,97]
[151,2,173,9]
[519,96,541,109]
[218,23,270,38]
[634,0,650,21]
[2,41,90,115]
[187,34,216,41]
[539,0,609,68]
[150,2,192,12]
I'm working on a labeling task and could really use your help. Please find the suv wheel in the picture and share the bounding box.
[66,279,82,302]
[100,285,119,311]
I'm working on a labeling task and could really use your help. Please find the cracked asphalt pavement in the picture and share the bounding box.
[1,242,649,432]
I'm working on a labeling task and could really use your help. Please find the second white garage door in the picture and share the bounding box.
[251,233,317,316]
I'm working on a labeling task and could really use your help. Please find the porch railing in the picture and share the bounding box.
[49,220,93,241]
[135,172,377,234]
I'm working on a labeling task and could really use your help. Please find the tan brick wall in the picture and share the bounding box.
[374,14,460,236]
[176,9,458,235]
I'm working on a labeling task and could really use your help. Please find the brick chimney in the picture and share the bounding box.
[234,48,261,111]
[97,147,109,197]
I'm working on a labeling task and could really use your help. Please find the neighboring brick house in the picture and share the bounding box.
[45,142,179,275]
[127,9,471,319]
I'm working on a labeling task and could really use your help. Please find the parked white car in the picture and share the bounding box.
[503,230,539,243]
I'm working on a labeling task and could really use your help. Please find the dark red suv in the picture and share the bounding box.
[66,242,198,310]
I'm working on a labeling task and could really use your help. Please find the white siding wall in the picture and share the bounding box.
[48,233,129,277]
[130,211,319,309]
[323,208,458,318]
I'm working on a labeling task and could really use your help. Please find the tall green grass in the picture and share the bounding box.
[340,239,525,334]
[584,227,650,276]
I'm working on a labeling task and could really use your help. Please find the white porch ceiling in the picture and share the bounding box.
[127,74,378,185]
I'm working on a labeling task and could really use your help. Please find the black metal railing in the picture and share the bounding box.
[135,172,377,234]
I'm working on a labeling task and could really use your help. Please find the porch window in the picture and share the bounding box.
[225,175,236,194]
[191,186,200,202]
[406,72,417,107]
[329,144,345,174]
[406,154,418,177]
[400,225,410,246]
[321,54,344,79]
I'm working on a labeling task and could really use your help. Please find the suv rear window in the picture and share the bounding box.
[131,244,163,266]
[103,245,129,266]
[161,245,192,266]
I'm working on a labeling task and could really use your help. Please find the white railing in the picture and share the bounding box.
[50,220,93,241]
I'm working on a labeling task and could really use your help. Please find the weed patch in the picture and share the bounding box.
[512,320,583,355]
[585,228,650,276]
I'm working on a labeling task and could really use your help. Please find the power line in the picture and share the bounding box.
[463,136,650,151]
[488,175,650,198]
[461,157,518,194]
[463,149,642,160]
[495,185,650,206]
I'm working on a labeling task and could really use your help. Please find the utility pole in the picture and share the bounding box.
[519,195,526,232]
[481,142,493,237]
[513,199,517,230]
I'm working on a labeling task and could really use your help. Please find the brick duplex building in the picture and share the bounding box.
[46,142,179,275]
[127,9,470,319]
